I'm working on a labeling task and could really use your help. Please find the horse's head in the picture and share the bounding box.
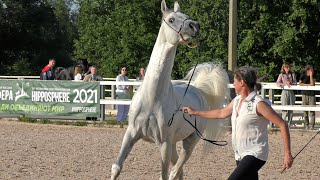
[161,0,200,47]
[75,59,90,73]
[54,67,72,80]
[54,67,65,78]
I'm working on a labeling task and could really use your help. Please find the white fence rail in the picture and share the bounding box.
[1,76,319,121]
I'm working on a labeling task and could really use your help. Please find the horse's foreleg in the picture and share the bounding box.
[169,132,199,180]
[170,144,183,180]
[111,127,140,180]
[159,141,172,180]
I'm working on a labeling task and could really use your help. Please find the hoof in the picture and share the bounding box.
[111,164,121,180]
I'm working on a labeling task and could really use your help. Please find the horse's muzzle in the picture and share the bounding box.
[189,22,200,37]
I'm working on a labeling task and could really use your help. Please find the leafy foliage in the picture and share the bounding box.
[74,0,230,79]
[0,0,77,75]
[238,0,320,81]
[1,0,320,81]
[173,0,229,78]
[74,0,161,78]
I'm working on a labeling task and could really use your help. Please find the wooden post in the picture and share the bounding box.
[228,0,237,72]
[269,89,275,104]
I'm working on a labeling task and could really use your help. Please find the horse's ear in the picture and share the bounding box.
[174,1,181,12]
[161,0,168,14]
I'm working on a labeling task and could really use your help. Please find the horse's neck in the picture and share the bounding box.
[142,27,177,101]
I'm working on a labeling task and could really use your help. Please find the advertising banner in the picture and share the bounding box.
[0,80,100,117]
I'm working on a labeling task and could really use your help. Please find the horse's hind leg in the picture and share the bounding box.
[169,132,199,180]
[111,127,140,180]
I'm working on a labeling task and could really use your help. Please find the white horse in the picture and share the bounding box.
[111,1,230,179]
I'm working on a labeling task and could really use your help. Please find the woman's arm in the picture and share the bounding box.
[310,71,315,86]
[116,75,125,90]
[182,99,234,119]
[292,73,297,85]
[276,74,284,87]
[256,101,293,169]
[124,76,130,89]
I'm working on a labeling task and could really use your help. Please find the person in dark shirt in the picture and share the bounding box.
[40,58,56,80]
[299,65,316,130]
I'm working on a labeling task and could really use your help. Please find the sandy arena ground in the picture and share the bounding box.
[0,119,319,180]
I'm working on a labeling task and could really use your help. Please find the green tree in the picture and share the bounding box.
[50,0,78,65]
[74,0,160,78]
[238,0,320,81]
[0,0,58,75]
[1,0,320,80]
[173,0,229,78]
[0,0,78,75]
[75,0,230,79]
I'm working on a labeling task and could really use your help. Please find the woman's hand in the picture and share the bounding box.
[283,152,293,170]
[182,107,196,115]
[286,81,291,87]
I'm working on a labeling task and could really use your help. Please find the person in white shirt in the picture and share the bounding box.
[116,66,130,122]
[74,66,82,81]
[183,66,293,179]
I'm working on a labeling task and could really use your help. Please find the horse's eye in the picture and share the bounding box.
[169,18,174,23]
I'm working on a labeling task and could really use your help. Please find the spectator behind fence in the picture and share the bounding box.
[83,66,100,121]
[116,66,130,122]
[40,58,56,80]
[74,66,83,81]
[83,66,101,81]
[276,63,297,127]
[134,67,145,91]
[299,65,316,130]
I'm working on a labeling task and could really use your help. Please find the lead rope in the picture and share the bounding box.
[168,48,199,126]
[182,112,228,146]
[281,129,320,173]
[167,61,197,126]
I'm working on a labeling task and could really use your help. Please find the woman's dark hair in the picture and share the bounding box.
[304,65,313,72]
[234,66,261,91]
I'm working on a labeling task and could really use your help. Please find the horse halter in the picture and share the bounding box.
[162,12,191,35]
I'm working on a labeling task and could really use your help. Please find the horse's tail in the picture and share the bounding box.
[184,62,230,152]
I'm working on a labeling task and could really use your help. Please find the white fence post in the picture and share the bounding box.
[100,85,105,121]
[111,85,116,110]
